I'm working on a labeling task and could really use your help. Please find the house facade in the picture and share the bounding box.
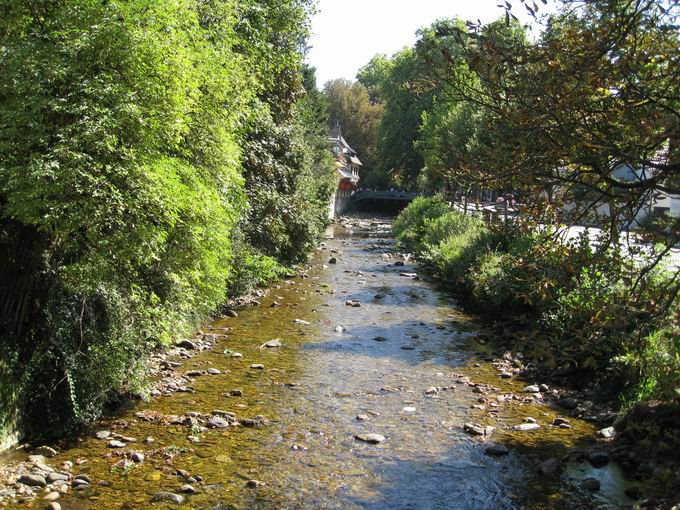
[328,125,361,217]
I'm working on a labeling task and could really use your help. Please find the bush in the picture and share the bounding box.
[393,200,680,403]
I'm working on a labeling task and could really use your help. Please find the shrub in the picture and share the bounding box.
[392,196,450,253]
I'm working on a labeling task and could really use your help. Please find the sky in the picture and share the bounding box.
[306,0,541,88]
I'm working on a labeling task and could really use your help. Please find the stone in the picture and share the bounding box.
[328,257,338,264]
[463,423,494,436]
[95,430,111,440]
[540,458,562,476]
[245,480,265,489]
[74,474,92,484]
[46,503,62,510]
[556,398,579,410]
[485,444,509,456]
[523,385,540,393]
[524,417,538,423]
[587,452,610,468]
[356,414,370,421]
[355,433,386,444]
[178,484,197,494]
[425,387,439,395]
[294,319,311,325]
[374,294,385,299]
[513,423,541,431]
[225,310,238,318]
[402,406,416,413]
[373,336,388,342]
[597,426,615,439]
[131,452,145,463]
[231,352,243,359]
[177,340,198,350]
[250,364,265,370]
[33,446,58,458]
[108,440,126,448]
[17,474,47,487]
[43,492,60,502]
[206,368,222,375]
[582,478,601,491]
[151,492,185,504]
[345,300,361,307]
[335,325,345,333]
[186,370,204,377]
[230,389,243,397]
[499,372,513,379]
[553,417,571,427]
[539,384,550,392]
[401,346,415,351]
[260,339,282,349]
[46,473,70,484]
[207,416,231,429]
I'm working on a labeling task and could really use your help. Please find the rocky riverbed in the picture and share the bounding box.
[0,217,646,509]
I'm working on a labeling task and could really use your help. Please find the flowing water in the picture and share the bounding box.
[2,218,633,510]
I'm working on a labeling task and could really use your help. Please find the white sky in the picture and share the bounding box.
[306,0,543,88]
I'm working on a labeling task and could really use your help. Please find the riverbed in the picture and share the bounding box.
[0,218,633,509]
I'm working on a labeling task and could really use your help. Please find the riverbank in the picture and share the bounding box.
[0,217,654,509]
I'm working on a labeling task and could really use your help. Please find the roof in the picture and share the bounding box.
[349,155,363,166]
[338,168,359,182]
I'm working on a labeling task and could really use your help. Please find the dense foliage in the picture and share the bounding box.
[0,0,333,438]
[394,198,680,404]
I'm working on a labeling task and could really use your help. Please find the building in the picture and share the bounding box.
[328,125,361,217]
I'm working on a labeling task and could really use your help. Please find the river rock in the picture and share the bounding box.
[225,310,238,318]
[231,352,243,359]
[250,363,265,370]
[151,492,185,504]
[355,433,386,444]
[206,368,222,375]
[207,416,231,429]
[356,414,370,421]
[553,417,571,427]
[230,389,243,397]
[46,473,70,483]
[33,446,57,458]
[374,293,385,299]
[18,474,47,487]
[131,452,145,463]
[108,440,126,448]
[179,484,197,494]
[245,479,265,489]
[45,503,61,510]
[485,444,509,456]
[523,385,540,393]
[328,257,338,264]
[556,398,579,410]
[294,319,311,325]
[425,387,439,395]
[463,423,494,436]
[513,423,541,431]
[373,336,388,342]
[345,300,361,307]
[587,451,610,468]
[335,325,345,332]
[582,478,601,491]
[499,372,513,379]
[540,458,562,476]
[74,474,92,484]
[43,492,60,502]
[597,426,615,439]
[177,340,198,350]
[260,339,282,349]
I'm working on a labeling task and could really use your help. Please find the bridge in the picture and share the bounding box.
[350,190,421,213]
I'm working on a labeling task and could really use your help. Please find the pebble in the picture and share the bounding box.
[582,478,601,491]
[225,310,238,318]
[553,417,571,427]
[245,480,265,489]
[463,423,494,436]
[523,385,540,393]
[250,364,265,370]
[17,474,46,487]
[131,452,145,463]
[231,352,243,359]
[597,426,615,439]
[485,444,509,456]
[354,433,386,444]
[230,389,243,397]
[260,339,282,349]
[108,440,126,448]
[46,473,69,484]
[33,446,57,458]
[513,423,541,431]
[373,336,388,342]
[328,257,338,264]
[402,407,416,413]
[45,503,61,510]
[43,492,60,502]
[556,398,579,410]
[425,387,438,395]
[95,430,111,440]
[179,484,197,494]
[207,416,231,429]
[587,451,610,468]
[151,492,185,504]
[206,368,222,375]
[356,414,370,421]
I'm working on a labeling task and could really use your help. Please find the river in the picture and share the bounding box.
[0,217,633,510]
